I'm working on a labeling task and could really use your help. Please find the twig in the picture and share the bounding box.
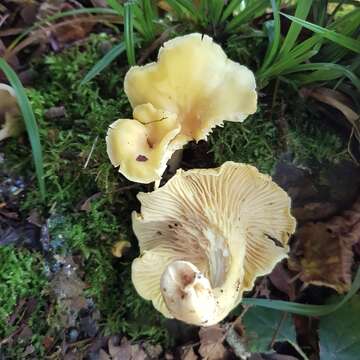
[84,136,98,169]
[137,27,178,65]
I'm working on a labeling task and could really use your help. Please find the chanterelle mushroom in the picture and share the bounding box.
[106,103,180,183]
[131,162,296,326]
[106,33,257,183]
[0,84,23,141]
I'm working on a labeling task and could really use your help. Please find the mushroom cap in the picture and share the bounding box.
[131,162,296,325]
[106,103,181,183]
[125,33,257,146]
[106,33,257,184]
[0,83,22,141]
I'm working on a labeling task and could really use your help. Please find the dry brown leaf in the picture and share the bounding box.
[198,325,229,360]
[289,197,360,292]
[269,263,296,300]
[302,87,359,124]
[180,346,198,360]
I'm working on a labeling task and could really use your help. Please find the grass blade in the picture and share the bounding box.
[221,0,241,23]
[142,0,157,41]
[260,0,281,71]
[163,0,188,19]
[105,0,124,16]
[283,62,360,91]
[124,2,136,66]
[278,0,313,57]
[0,59,45,200]
[242,266,360,316]
[173,0,199,21]
[281,12,360,54]
[226,0,268,32]
[80,42,126,85]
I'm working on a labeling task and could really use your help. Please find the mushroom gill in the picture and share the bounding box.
[131,162,296,326]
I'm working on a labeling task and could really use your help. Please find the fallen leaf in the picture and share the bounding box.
[108,336,132,360]
[273,156,360,222]
[45,106,66,120]
[180,346,198,360]
[79,192,101,212]
[319,295,360,360]
[50,256,88,327]
[242,307,297,354]
[226,326,250,359]
[269,263,295,300]
[198,325,229,360]
[289,197,360,292]
[301,87,359,140]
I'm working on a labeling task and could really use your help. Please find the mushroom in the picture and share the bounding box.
[131,162,296,326]
[107,33,257,183]
[0,84,23,141]
[106,103,181,183]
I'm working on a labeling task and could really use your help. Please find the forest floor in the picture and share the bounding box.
[0,1,360,359]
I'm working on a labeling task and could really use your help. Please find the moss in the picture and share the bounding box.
[1,33,169,349]
[209,111,279,174]
[288,113,349,165]
[0,246,47,357]
[48,197,170,345]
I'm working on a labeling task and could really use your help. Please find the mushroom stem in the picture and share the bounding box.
[160,241,246,326]
[167,149,183,174]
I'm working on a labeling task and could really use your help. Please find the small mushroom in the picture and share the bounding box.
[112,240,131,258]
[107,33,257,183]
[131,162,296,325]
[106,103,180,183]
[0,84,23,141]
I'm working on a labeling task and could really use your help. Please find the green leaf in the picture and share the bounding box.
[124,2,136,66]
[242,266,360,317]
[80,42,126,85]
[319,295,360,360]
[278,0,313,57]
[243,308,296,353]
[280,12,360,54]
[0,59,45,200]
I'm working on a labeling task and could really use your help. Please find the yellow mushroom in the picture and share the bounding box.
[106,33,257,183]
[0,84,23,141]
[131,162,296,326]
[106,103,180,183]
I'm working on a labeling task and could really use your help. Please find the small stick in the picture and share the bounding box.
[83,136,98,169]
